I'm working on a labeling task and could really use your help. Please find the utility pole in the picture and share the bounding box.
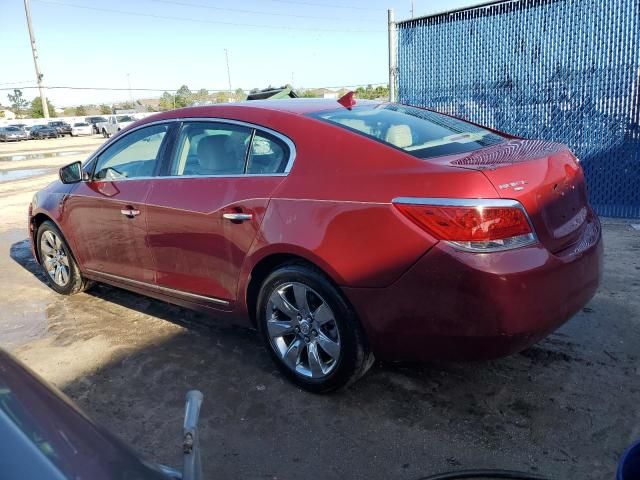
[388,9,397,102]
[224,49,232,101]
[23,0,49,118]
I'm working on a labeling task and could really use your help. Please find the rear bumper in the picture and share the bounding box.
[343,214,603,361]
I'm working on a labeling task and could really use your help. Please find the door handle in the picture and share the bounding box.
[222,212,253,222]
[120,208,141,218]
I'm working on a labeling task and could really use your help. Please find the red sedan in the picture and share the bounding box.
[29,98,602,392]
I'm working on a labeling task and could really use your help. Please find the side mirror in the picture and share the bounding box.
[59,161,83,184]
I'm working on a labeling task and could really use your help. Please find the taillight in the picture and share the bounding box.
[393,198,537,252]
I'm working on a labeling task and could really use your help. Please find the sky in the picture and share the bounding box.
[1,0,483,107]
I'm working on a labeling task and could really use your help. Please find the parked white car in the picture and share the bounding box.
[70,122,93,136]
[97,115,136,138]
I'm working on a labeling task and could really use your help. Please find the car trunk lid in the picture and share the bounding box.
[443,139,591,253]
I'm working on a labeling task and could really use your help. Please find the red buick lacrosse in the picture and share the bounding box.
[29,98,602,391]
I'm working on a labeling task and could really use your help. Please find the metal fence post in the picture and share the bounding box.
[388,9,397,102]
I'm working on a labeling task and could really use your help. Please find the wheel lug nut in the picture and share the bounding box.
[304,336,310,343]
[295,326,300,333]
[312,330,317,336]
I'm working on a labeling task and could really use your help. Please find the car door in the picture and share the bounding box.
[62,122,172,283]
[144,119,293,306]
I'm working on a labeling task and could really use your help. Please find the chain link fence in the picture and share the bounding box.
[396,0,640,218]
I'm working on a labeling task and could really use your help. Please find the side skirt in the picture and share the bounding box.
[83,269,236,316]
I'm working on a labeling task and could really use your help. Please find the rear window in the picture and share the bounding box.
[310,104,504,159]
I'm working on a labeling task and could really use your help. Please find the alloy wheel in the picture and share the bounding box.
[266,282,341,379]
[40,230,70,286]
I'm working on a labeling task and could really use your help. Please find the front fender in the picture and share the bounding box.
[30,181,78,262]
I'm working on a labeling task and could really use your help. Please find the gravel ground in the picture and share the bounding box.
[0,139,639,480]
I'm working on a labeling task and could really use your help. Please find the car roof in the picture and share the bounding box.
[169,98,382,117]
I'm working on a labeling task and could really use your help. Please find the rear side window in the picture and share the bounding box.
[170,122,253,176]
[246,131,289,174]
[310,104,504,159]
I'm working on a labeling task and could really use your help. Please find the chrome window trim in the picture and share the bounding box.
[78,173,288,183]
[83,117,297,180]
[178,117,297,174]
[391,197,539,252]
[86,269,230,306]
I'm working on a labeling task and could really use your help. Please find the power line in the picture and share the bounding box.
[150,0,380,21]
[250,0,380,11]
[0,80,34,86]
[1,83,388,92]
[32,0,384,33]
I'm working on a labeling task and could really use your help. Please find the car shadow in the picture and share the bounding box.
[10,238,50,286]
[9,236,264,356]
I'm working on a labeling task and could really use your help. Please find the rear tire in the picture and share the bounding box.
[36,221,93,295]
[257,262,373,393]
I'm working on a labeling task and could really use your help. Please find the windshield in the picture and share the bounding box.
[310,104,505,159]
[117,116,134,122]
[74,123,89,127]
[5,127,20,132]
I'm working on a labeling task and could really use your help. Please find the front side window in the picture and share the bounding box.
[93,124,168,181]
[170,122,252,176]
[310,104,504,159]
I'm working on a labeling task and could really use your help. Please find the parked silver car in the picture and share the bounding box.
[0,126,28,142]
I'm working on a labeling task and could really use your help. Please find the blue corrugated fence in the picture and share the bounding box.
[397,0,640,218]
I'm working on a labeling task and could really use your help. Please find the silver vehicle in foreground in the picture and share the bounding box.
[0,348,204,480]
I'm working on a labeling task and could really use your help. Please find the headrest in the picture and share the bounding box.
[385,125,412,148]
[196,135,227,170]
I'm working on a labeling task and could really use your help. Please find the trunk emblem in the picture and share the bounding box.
[498,180,528,191]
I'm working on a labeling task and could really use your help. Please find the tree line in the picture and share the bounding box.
[5,89,113,119]
[3,83,390,119]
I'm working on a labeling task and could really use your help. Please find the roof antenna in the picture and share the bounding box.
[337,91,356,110]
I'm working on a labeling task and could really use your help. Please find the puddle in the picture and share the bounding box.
[0,150,91,162]
[0,168,55,182]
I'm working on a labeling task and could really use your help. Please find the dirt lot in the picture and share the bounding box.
[1,137,639,479]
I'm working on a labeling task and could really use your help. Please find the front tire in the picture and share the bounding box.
[36,221,93,295]
[257,262,373,393]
